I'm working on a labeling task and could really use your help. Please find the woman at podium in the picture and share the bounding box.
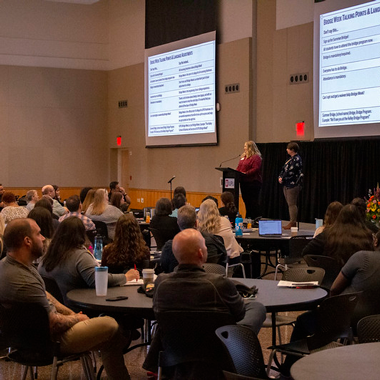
[236,141,262,219]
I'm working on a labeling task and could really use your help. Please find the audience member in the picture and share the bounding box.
[0,215,5,258]
[171,186,187,210]
[160,205,227,273]
[313,201,343,237]
[59,195,95,231]
[53,185,64,206]
[0,191,28,224]
[198,199,243,265]
[110,192,125,211]
[79,187,92,203]
[202,195,218,207]
[35,197,60,229]
[41,185,67,217]
[28,207,54,254]
[109,181,131,206]
[302,204,373,267]
[146,229,266,378]
[219,191,238,227]
[351,197,379,233]
[38,217,139,305]
[169,193,186,217]
[101,214,150,273]
[81,188,96,214]
[331,230,380,327]
[150,198,180,249]
[25,190,39,211]
[85,188,123,239]
[0,218,131,380]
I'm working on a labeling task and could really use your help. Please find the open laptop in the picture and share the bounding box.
[258,220,282,237]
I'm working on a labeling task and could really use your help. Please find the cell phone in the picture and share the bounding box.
[105,296,129,302]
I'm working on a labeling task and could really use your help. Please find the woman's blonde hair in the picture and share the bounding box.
[243,140,261,158]
[0,215,4,254]
[197,199,221,234]
[91,189,108,215]
[82,189,96,213]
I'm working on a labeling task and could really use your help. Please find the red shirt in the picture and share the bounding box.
[236,154,262,183]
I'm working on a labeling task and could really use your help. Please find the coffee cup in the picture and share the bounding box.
[290,227,298,236]
[142,268,155,286]
[95,266,108,296]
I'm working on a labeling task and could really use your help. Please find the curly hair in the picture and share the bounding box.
[102,213,149,270]
[243,141,261,158]
[197,199,221,234]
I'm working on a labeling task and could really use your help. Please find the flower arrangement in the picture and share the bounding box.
[366,187,380,226]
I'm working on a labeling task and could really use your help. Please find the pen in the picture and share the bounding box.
[134,264,137,281]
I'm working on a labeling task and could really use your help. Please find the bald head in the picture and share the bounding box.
[42,185,55,197]
[172,229,207,266]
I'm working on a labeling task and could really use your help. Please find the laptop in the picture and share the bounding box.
[258,220,282,237]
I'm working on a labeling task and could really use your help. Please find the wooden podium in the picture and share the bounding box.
[215,167,244,211]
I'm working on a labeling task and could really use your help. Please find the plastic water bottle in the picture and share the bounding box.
[94,235,103,261]
[235,214,243,236]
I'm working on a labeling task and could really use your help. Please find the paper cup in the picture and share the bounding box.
[95,266,108,296]
[290,227,298,236]
[142,268,154,286]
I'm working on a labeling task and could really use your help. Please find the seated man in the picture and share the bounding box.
[155,229,266,332]
[0,219,131,380]
[42,185,67,217]
[59,194,96,231]
[160,205,227,272]
[146,229,266,378]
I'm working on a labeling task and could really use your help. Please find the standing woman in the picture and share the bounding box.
[278,142,303,229]
[236,141,263,219]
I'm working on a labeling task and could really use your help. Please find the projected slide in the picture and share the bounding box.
[147,40,215,138]
[319,1,380,127]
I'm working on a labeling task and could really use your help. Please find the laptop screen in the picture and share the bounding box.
[258,220,282,236]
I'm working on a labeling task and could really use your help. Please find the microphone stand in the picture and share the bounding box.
[168,176,175,200]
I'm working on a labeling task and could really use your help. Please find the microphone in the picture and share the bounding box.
[219,154,241,168]
[168,175,176,183]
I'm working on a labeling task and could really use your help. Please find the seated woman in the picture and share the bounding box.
[81,188,96,214]
[110,192,129,213]
[218,191,238,228]
[313,201,343,237]
[170,193,186,217]
[102,214,150,273]
[34,197,60,229]
[38,216,139,305]
[331,230,380,327]
[85,188,123,239]
[302,204,373,267]
[0,191,28,224]
[150,198,180,249]
[28,206,55,255]
[198,199,243,265]
[0,214,5,259]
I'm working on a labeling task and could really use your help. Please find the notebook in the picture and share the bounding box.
[258,220,282,236]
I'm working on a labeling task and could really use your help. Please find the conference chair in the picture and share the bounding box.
[267,292,360,377]
[0,302,95,380]
[262,266,325,348]
[41,274,65,305]
[93,220,112,245]
[215,325,269,380]
[357,314,380,343]
[303,254,341,290]
[156,310,236,380]
[149,227,167,251]
[202,263,227,276]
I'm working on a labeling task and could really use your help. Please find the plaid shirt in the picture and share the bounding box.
[59,211,96,231]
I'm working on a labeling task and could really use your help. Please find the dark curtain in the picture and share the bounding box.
[257,138,380,223]
[145,0,216,49]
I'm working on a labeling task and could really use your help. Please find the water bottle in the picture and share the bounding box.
[235,214,243,236]
[94,235,103,261]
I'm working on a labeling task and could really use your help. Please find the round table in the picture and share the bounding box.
[66,278,327,329]
[291,342,380,380]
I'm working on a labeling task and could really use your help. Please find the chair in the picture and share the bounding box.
[357,314,380,343]
[226,258,247,278]
[267,292,360,376]
[149,227,167,251]
[41,274,65,304]
[303,254,341,290]
[156,311,236,380]
[202,263,227,276]
[93,220,112,245]
[215,325,269,379]
[0,302,95,380]
[262,267,325,346]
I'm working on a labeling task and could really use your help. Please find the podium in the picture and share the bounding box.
[215,167,244,211]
